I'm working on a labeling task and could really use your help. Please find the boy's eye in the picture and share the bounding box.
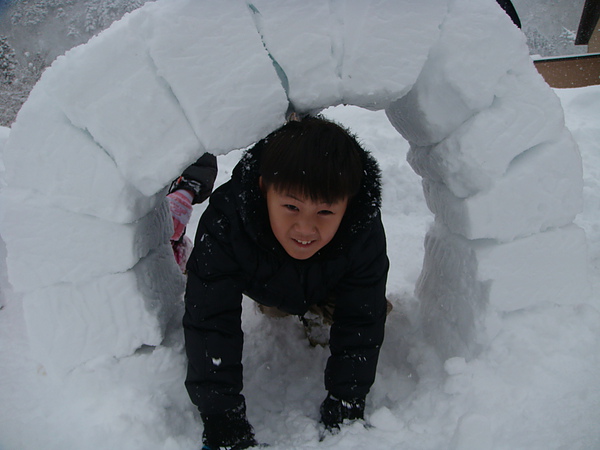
[318,210,334,216]
[284,204,299,212]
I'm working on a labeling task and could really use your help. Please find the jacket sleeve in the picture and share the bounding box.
[183,196,247,415]
[325,212,389,401]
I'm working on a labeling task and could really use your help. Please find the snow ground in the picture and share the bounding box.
[0,85,599,450]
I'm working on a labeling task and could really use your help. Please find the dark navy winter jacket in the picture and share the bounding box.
[183,141,389,415]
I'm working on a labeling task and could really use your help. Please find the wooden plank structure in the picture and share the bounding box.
[534,53,600,88]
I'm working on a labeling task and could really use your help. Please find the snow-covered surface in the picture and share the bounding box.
[0,126,8,148]
[0,0,598,448]
[0,126,8,183]
[1,89,598,450]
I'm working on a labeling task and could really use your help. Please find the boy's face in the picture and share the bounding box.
[262,182,348,260]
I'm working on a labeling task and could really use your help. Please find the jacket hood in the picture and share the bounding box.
[230,138,382,256]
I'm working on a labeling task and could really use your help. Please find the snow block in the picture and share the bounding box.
[0,126,7,188]
[421,131,583,241]
[246,0,343,111]
[0,191,172,292]
[22,245,185,376]
[0,125,8,152]
[144,0,288,153]
[3,90,159,223]
[340,0,447,109]
[39,8,204,197]
[407,70,565,198]
[0,235,7,310]
[417,223,590,359]
[252,0,445,112]
[385,0,530,146]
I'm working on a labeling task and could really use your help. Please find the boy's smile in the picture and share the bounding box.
[262,182,348,260]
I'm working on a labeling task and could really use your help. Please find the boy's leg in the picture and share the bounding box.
[256,304,291,318]
[303,298,393,347]
[307,302,335,325]
[255,301,331,346]
[302,299,336,347]
[257,299,392,347]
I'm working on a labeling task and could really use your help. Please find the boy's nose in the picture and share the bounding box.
[294,218,316,235]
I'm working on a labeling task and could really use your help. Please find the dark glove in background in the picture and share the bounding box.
[171,152,218,205]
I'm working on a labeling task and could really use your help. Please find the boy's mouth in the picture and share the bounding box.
[293,238,315,246]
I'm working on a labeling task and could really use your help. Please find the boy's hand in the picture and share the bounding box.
[319,393,366,431]
[201,404,257,450]
[167,189,194,241]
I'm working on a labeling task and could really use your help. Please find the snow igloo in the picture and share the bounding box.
[0,0,589,376]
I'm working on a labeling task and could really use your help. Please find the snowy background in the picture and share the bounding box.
[0,0,599,449]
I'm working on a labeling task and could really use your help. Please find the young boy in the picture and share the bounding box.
[183,116,389,449]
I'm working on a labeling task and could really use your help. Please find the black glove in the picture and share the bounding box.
[170,152,218,205]
[200,403,257,450]
[319,393,366,431]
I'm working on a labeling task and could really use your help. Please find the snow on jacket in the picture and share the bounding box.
[183,139,389,415]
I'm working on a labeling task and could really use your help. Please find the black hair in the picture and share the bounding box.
[259,115,364,204]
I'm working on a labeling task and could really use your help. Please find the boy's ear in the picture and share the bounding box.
[258,176,265,193]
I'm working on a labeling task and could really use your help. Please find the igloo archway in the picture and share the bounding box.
[0,0,588,379]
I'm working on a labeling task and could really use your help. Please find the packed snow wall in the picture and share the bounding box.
[0,0,589,375]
